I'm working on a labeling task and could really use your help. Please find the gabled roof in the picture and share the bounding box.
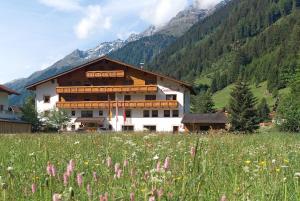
[182,112,227,124]
[26,56,194,92]
[0,85,20,95]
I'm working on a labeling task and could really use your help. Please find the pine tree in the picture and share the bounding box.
[21,96,41,132]
[257,98,271,122]
[228,79,259,132]
[192,92,215,113]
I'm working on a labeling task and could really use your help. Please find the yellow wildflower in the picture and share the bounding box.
[259,161,266,167]
[245,160,251,164]
[84,161,89,165]
[284,159,289,164]
[276,168,280,173]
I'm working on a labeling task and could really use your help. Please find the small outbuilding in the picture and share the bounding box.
[182,112,227,132]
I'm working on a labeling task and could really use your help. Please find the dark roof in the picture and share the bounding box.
[182,112,227,124]
[0,118,30,124]
[75,117,105,124]
[26,56,194,93]
[0,85,20,95]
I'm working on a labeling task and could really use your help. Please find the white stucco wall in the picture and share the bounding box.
[0,92,9,110]
[35,80,59,113]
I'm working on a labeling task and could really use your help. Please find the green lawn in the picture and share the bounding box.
[213,82,290,109]
[0,131,299,200]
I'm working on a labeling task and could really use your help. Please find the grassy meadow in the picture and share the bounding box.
[0,130,300,200]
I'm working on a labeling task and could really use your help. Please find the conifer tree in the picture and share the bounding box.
[257,98,271,122]
[192,92,215,113]
[228,79,259,132]
[21,96,41,132]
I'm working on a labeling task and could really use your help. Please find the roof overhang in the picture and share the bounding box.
[0,85,20,95]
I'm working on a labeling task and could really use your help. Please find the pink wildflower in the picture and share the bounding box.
[149,196,155,201]
[190,146,196,157]
[47,162,56,177]
[87,184,92,197]
[157,188,163,198]
[77,173,83,187]
[106,157,112,168]
[67,160,75,176]
[114,163,120,173]
[123,159,129,167]
[220,195,227,201]
[31,183,36,194]
[63,172,68,186]
[52,194,62,201]
[117,169,122,179]
[130,192,135,201]
[163,157,170,170]
[93,171,98,182]
[99,193,108,201]
[156,161,161,172]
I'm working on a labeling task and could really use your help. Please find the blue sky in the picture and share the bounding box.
[0,0,220,84]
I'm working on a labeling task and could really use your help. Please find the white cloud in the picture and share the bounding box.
[39,0,81,11]
[140,0,188,26]
[75,5,111,39]
[194,0,222,9]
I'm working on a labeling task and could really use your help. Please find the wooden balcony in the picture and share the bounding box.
[56,100,178,109]
[56,85,157,94]
[86,70,124,78]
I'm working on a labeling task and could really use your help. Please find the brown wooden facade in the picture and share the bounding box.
[86,70,125,78]
[0,120,31,134]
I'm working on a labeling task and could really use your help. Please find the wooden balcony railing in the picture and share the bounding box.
[56,85,158,94]
[56,100,178,109]
[86,70,124,78]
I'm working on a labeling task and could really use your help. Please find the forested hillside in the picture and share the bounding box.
[149,0,300,93]
[109,34,176,66]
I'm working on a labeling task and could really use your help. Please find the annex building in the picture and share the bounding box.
[27,57,193,132]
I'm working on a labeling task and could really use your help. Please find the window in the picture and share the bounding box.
[122,126,134,131]
[152,110,158,118]
[43,96,50,103]
[166,94,177,100]
[143,110,150,118]
[99,110,103,116]
[172,110,179,117]
[63,125,67,130]
[125,110,132,118]
[144,125,156,132]
[71,111,76,116]
[71,125,76,131]
[81,111,93,118]
[124,95,131,101]
[0,105,3,111]
[145,95,156,100]
[164,110,171,117]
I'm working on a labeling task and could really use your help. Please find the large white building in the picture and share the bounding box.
[27,57,193,132]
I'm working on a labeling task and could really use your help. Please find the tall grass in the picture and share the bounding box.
[0,131,299,200]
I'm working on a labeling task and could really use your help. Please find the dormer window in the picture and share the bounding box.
[44,96,50,103]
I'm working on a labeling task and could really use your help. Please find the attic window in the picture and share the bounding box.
[44,96,50,103]
[51,79,55,84]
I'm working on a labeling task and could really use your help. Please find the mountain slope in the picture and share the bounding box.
[149,0,300,93]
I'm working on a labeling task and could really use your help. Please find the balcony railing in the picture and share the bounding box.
[56,100,178,109]
[56,85,158,94]
[86,70,125,78]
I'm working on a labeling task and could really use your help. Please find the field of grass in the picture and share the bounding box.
[0,131,300,200]
[213,82,290,109]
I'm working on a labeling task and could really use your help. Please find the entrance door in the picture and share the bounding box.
[173,126,179,134]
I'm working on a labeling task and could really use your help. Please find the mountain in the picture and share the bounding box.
[149,0,300,94]
[6,3,210,105]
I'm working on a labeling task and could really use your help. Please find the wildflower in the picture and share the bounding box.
[77,173,83,187]
[294,172,300,177]
[130,168,135,177]
[114,163,121,174]
[116,169,122,179]
[123,159,129,167]
[87,184,92,197]
[220,195,227,201]
[163,157,170,170]
[52,194,62,201]
[244,160,251,164]
[31,183,36,193]
[144,171,150,181]
[156,161,161,172]
[106,157,112,168]
[272,159,276,164]
[153,155,159,160]
[130,192,135,201]
[93,171,98,182]
[157,188,163,198]
[74,141,80,145]
[63,172,68,186]
[99,193,108,201]
[284,159,289,164]
[149,196,155,201]
[190,147,196,157]
[259,161,266,167]
[47,162,56,177]
[276,168,280,173]
[7,166,13,172]
[84,161,89,166]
